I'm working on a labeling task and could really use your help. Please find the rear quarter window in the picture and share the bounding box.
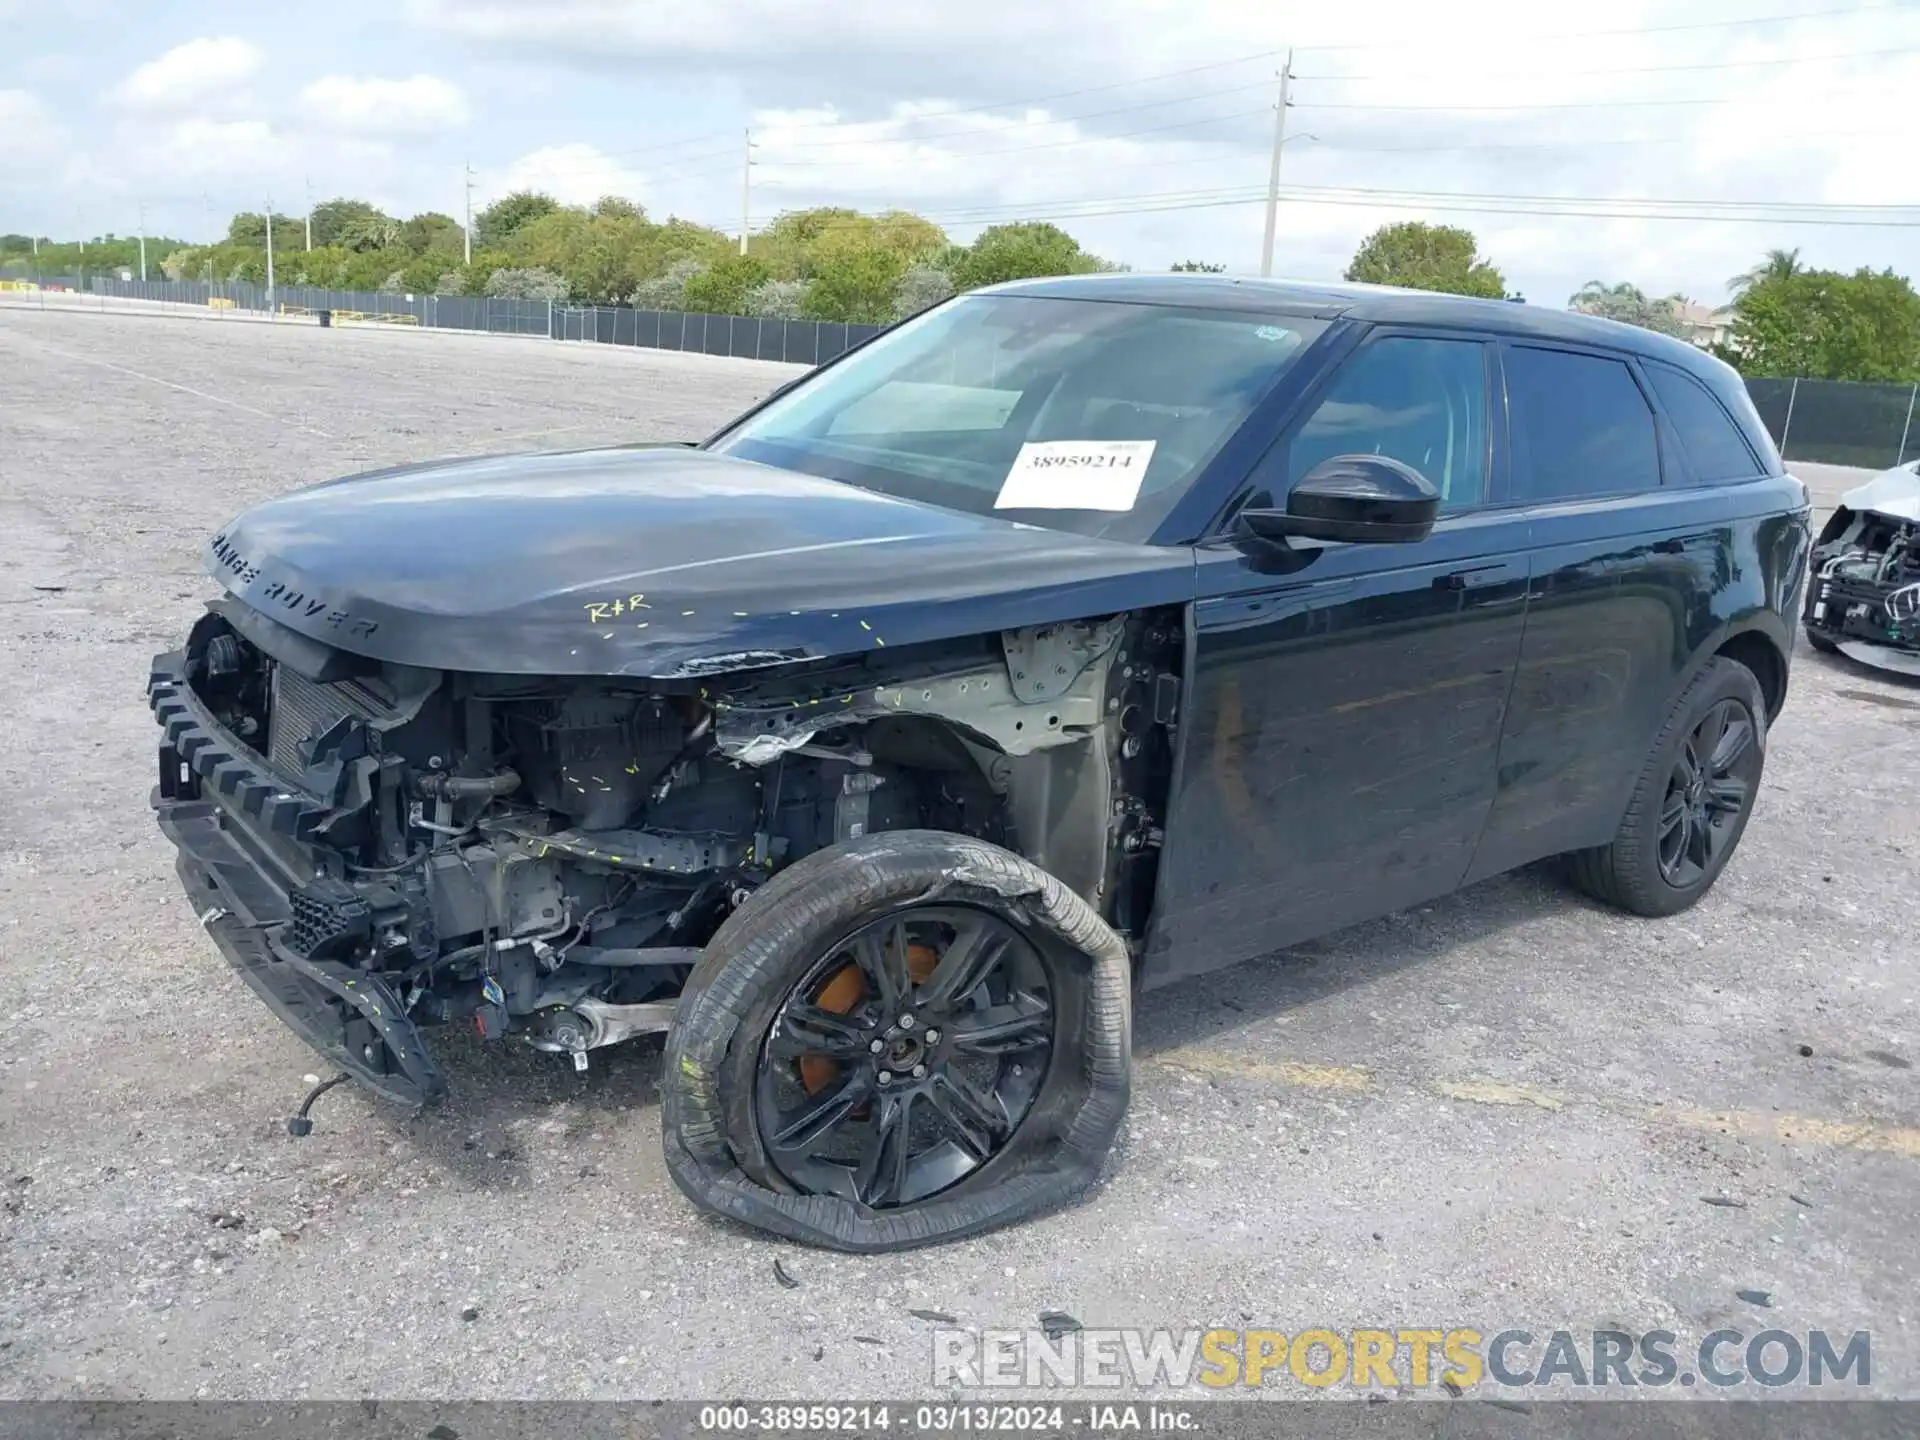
[1644,362,1763,483]
[1506,345,1662,502]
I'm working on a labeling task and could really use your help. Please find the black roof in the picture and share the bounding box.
[984,272,1731,383]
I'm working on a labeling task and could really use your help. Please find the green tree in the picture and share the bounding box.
[1172,259,1226,273]
[1344,221,1506,298]
[475,191,559,248]
[629,256,706,310]
[803,245,908,323]
[336,213,401,253]
[308,198,388,248]
[1728,247,1803,298]
[746,278,808,318]
[484,266,570,301]
[227,212,305,253]
[891,263,955,320]
[951,222,1103,290]
[592,195,645,220]
[399,211,464,258]
[683,254,770,315]
[1568,280,1688,337]
[396,255,447,293]
[1728,267,1920,381]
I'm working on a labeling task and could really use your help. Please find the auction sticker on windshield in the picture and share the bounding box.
[995,440,1155,511]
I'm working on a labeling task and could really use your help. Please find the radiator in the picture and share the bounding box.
[269,664,395,775]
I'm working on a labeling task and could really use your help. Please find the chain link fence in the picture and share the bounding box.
[11,275,1916,469]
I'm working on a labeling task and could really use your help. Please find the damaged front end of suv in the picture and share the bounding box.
[149,437,1186,1248]
[1804,460,1920,676]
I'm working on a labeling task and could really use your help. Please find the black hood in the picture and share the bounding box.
[205,446,1196,677]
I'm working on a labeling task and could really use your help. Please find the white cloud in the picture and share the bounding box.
[110,36,262,113]
[482,144,653,207]
[0,90,67,185]
[300,74,470,135]
[146,119,282,178]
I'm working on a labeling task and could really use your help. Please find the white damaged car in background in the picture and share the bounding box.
[1804,459,1920,676]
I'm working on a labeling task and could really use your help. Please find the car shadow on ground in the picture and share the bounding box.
[1802,641,1920,698]
[1127,863,1579,1058]
[386,859,1598,1186]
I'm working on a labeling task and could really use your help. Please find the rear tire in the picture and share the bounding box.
[1565,657,1767,917]
[661,830,1132,1253]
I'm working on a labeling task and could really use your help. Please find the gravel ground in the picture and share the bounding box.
[0,307,1914,1405]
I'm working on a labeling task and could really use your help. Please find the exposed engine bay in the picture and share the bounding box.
[151,602,1180,1105]
[1804,460,1920,675]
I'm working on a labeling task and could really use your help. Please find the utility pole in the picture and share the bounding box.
[1258,50,1293,279]
[264,195,276,308]
[739,128,754,256]
[463,161,475,264]
[138,200,148,281]
[305,176,313,251]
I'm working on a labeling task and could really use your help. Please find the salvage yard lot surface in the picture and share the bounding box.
[0,307,1915,1400]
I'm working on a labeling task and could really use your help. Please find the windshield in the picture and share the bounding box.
[709,293,1329,543]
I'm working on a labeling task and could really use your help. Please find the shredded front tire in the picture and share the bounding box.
[661,830,1132,1252]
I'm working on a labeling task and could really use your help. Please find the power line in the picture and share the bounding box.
[1278,182,1920,213]
[762,3,1892,139]
[1294,43,1920,81]
[1296,126,1889,153]
[581,129,736,160]
[758,107,1273,167]
[1297,86,1880,111]
[765,78,1279,152]
[766,51,1290,134]
[1294,2,1902,51]
[712,178,1920,234]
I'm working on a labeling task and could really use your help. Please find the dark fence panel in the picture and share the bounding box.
[41,277,900,368]
[1746,378,1794,450]
[1774,379,1915,470]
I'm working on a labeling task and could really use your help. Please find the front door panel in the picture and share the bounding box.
[1142,513,1529,988]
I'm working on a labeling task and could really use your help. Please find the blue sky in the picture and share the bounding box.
[4,0,1917,308]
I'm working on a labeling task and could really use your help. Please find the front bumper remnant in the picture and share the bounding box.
[150,651,446,1107]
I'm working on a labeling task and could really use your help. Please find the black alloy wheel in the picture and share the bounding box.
[753,907,1055,1209]
[1656,697,1762,889]
[1564,656,1769,918]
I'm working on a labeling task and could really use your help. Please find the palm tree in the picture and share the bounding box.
[1728,248,1802,296]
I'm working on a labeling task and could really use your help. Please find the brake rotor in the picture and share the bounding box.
[797,942,939,1094]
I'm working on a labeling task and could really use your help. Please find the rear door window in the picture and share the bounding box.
[1506,346,1662,501]
[1644,363,1763,482]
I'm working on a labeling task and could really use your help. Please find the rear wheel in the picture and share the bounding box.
[1566,657,1767,917]
[662,830,1131,1252]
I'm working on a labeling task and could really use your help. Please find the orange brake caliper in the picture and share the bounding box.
[798,943,940,1094]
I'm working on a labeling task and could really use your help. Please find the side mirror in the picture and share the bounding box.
[1239,455,1441,545]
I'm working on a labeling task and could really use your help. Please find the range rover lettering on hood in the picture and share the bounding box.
[210,533,380,641]
[204,445,1195,677]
